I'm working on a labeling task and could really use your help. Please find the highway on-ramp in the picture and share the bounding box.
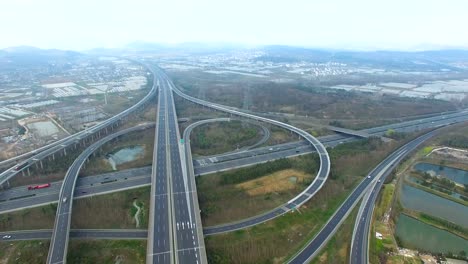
[160,70,332,235]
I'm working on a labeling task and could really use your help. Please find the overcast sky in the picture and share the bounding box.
[1,0,467,51]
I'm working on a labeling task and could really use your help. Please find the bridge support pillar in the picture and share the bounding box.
[22,170,25,177]
[40,161,43,169]
[27,167,30,176]
[52,153,55,160]
[63,148,67,156]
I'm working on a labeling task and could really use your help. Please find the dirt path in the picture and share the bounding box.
[133,200,141,228]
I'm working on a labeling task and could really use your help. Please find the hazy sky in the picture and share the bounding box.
[1,0,467,51]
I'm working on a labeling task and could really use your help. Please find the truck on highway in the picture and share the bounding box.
[27,183,51,190]
[14,162,29,171]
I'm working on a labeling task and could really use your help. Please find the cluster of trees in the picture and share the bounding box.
[420,213,467,236]
[330,136,383,160]
[419,171,458,195]
[220,159,293,185]
[192,121,259,151]
[442,135,468,148]
[384,129,407,140]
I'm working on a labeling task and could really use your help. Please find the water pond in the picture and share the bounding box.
[396,214,468,255]
[106,146,144,170]
[399,184,467,228]
[414,162,468,185]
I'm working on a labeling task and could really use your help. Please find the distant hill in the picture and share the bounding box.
[0,46,84,70]
[254,46,468,71]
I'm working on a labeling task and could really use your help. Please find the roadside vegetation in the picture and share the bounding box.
[310,206,359,264]
[174,94,226,120]
[0,186,150,231]
[265,125,299,145]
[0,240,146,264]
[197,154,319,226]
[67,240,146,263]
[81,128,155,176]
[71,186,150,229]
[191,120,264,156]
[6,102,156,188]
[0,203,57,231]
[369,123,468,262]
[204,135,407,263]
[169,70,456,129]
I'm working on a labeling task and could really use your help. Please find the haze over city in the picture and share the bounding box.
[1,0,468,50]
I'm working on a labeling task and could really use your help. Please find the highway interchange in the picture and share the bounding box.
[0,64,467,263]
[46,123,156,264]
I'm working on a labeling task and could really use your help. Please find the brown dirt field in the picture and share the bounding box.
[236,169,309,196]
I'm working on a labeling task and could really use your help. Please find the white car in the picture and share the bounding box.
[2,235,11,239]
[367,176,371,179]
[62,197,67,203]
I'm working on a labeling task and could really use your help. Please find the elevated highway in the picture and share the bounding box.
[0,68,158,187]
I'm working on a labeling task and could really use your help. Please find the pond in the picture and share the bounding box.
[27,121,60,137]
[106,146,144,170]
[399,184,467,228]
[414,162,468,185]
[407,175,463,200]
[395,214,468,255]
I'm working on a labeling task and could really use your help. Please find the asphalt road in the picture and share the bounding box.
[0,66,158,186]
[287,129,441,264]
[147,73,206,264]
[147,77,172,264]
[348,129,441,264]
[46,123,154,264]
[165,77,206,263]
[0,167,152,214]
[167,78,333,236]
[0,229,148,241]
[195,107,468,169]
[1,129,446,264]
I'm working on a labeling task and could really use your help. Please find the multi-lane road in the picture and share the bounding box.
[348,129,442,264]
[287,129,443,264]
[1,62,468,264]
[147,75,206,264]
[147,76,173,263]
[165,79,206,263]
[0,70,157,187]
